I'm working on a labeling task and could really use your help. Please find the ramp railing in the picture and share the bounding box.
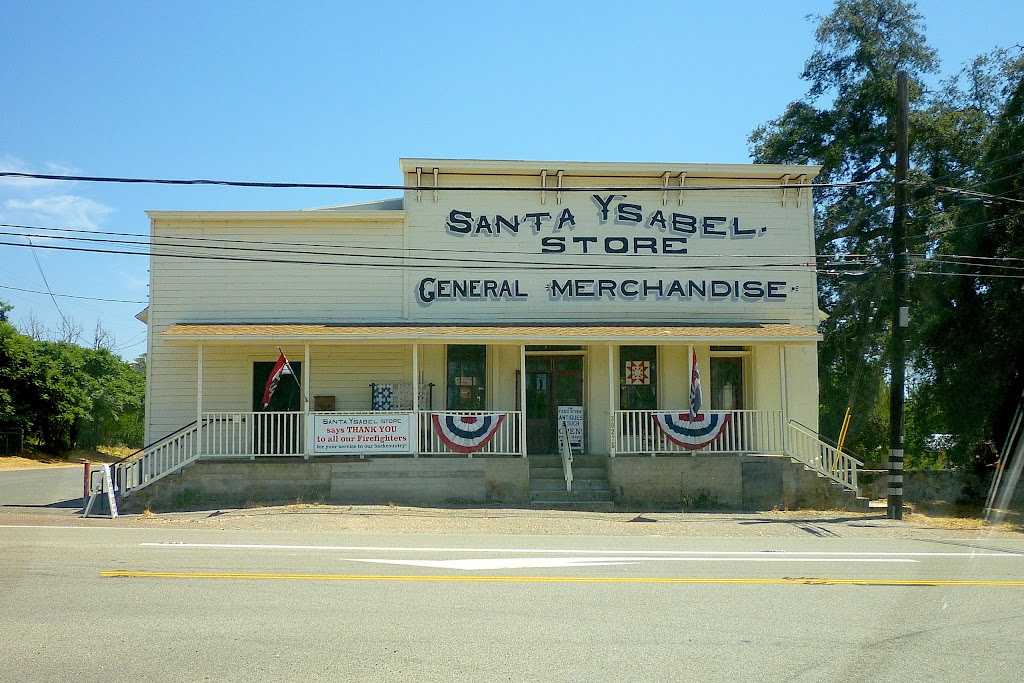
[785,421,863,492]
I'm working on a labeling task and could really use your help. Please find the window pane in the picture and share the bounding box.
[446,345,486,410]
[620,345,656,411]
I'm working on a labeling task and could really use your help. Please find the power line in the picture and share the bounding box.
[0,239,818,273]
[0,284,147,304]
[25,237,67,325]
[0,170,878,193]
[0,226,820,271]
[1,222,841,263]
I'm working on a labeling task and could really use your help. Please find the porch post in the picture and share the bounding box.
[196,343,203,424]
[303,344,310,414]
[412,343,419,458]
[520,344,527,458]
[779,345,789,453]
[608,344,616,457]
[303,344,310,459]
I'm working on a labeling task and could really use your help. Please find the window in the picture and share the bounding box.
[446,345,486,410]
[620,345,657,411]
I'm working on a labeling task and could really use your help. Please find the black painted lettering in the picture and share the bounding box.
[475,215,493,234]
[597,280,616,297]
[572,236,598,253]
[524,212,551,234]
[702,216,728,236]
[633,237,658,253]
[592,194,621,221]
[495,214,520,234]
[418,278,436,303]
[648,210,667,230]
[453,280,467,298]
[732,217,756,237]
[617,203,643,224]
[469,280,481,297]
[621,280,639,297]
[604,237,629,253]
[767,281,787,300]
[671,213,697,234]
[550,280,572,297]
[688,280,706,298]
[445,210,472,234]
[666,280,686,297]
[541,236,566,253]
[662,237,688,254]
[643,280,664,297]
[743,281,766,298]
[556,208,576,231]
[575,280,595,297]
[483,280,498,298]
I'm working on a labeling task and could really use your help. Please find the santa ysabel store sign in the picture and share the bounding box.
[416,194,798,306]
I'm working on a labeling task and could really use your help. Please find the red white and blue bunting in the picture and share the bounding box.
[431,413,506,454]
[653,411,731,450]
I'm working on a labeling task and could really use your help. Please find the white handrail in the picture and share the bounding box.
[786,421,863,491]
[557,420,574,492]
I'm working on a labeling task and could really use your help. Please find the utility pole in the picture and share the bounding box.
[888,71,909,520]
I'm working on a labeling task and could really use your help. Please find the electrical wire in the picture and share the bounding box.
[0,170,878,193]
[0,284,146,304]
[0,239,818,273]
[1,222,837,263]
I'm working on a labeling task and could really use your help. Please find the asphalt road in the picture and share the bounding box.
[0,466,82,508]
[3,520,1024,683]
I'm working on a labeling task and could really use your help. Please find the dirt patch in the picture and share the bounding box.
[0,445,132,471]
[906,500,1023,533]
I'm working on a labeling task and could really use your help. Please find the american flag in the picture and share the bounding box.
[689,349,702,418]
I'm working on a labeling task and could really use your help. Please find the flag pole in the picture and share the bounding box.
[278,346,309,406]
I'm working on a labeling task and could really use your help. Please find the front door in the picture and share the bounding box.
[251,361,302,454]
[526,355,583,455]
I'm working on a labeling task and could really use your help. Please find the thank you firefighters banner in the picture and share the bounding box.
[310,413,414,454]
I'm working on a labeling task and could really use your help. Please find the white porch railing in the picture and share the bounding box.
[202,411,304,457]
[418,411,523,456]
[613,410,785,456]
[786,421,863,491]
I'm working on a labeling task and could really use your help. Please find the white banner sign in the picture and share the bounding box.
[310,413,414,454]
[557,405,584,450]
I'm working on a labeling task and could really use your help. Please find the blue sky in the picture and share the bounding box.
[2,0,1022,359]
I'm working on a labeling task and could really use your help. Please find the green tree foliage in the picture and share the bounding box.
[913,55,1024,463]
[0,301,144,454]
[750,0,1024,466]
[749,0,937,455]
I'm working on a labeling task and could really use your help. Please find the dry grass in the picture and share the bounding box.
[0,445,135,471]
[907,500,1023,533]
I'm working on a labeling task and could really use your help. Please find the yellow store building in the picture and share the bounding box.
[121,158,863,510]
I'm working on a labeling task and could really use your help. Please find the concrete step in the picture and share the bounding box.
[529,466,606,480]
[528,455,608,469]
[530,478,612,493]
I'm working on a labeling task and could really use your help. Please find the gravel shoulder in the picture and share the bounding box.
[2,503,1022,540]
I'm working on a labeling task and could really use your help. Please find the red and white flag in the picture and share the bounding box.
[262,353,294,409]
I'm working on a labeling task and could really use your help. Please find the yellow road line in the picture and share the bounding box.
[100,571,1024,587]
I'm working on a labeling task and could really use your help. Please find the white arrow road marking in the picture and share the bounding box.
[345,557,918,571]
[350,558,638,570]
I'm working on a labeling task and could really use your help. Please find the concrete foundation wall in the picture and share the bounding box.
[858,469,1023,510]
[127,457,529,511]
[609,454,860,510]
